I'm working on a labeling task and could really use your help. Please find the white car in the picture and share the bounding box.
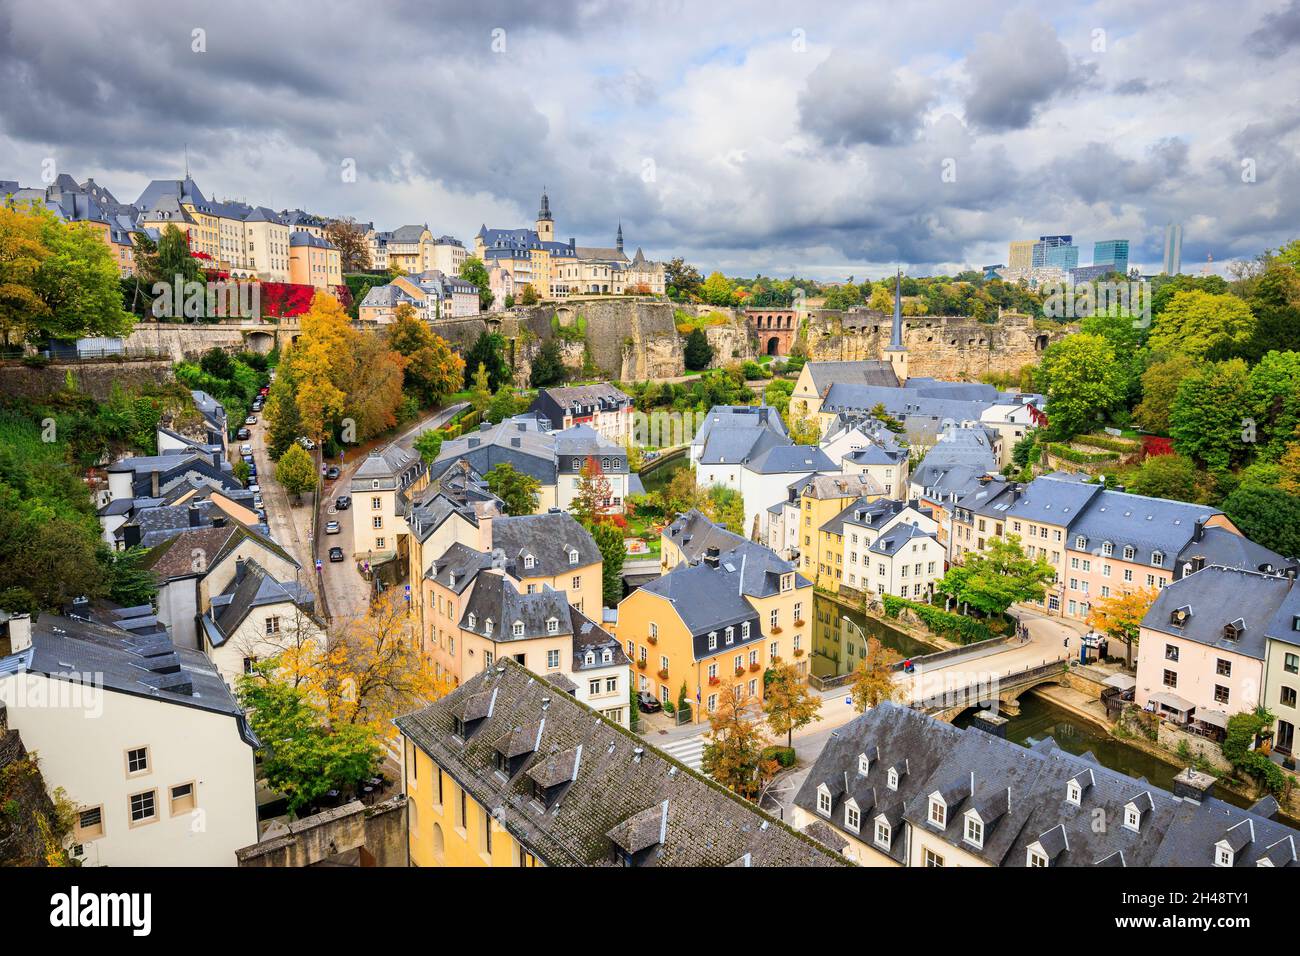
[253,495,264,509]
[247,483,260,494]
[298,437,316,450]
[240,443,252,454]
[325,520,341,535]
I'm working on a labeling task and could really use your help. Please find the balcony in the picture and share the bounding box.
[657,668,669,680]
[636,659,647,670]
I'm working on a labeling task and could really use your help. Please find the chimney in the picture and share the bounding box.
[235,556,246,583]
[151,470,161,497]
[479,422,492,432]
[188,503,203,527]
[1193,519,1205,543]
[1171,767,1216,803]
[704,546,720,568]
[8,613,32,654]
[477,509,495,551]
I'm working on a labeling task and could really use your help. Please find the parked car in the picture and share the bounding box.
[325,465,340,480]
[298,437,316,450]
[259,385,270,396]
[240,443,252,454]
[328,546,345,562]
[245,416,257,426]
[253,496,264,510]
[636,692,662,714]
[247,483,260,494]
[241,454,254,465]
[325,520,341,535]
[335,495,351,510]
[236,427,250,441]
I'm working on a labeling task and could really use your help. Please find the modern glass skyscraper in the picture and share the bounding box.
[1162,223,1183,275]
[1032,235,1078,271]
[1092,239,1130,275]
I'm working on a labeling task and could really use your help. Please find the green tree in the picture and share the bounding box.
[1169,359,1253,472]
[275,443,317,501]
[762,661,822,747]
[386,304,465,406]
[236,662,383,817]
[518,283,540,306]
[700,271,737,306]
[1133,354,1197,434]
[458,256,494,311]
[1125,454,1207,503]
[485,462,540,516]
[665,258,703,301]
[1222,707,1287,795]
[1246,350,1300,461]
[587,519,625,608]
[28,205,132,341]
[706,485,745,535]
[684,327,713,371]
[1035,333,1125,438]
[1221,484,1300,558]
[486,386,524,424]
[1245,259,1300,359]
[1149,289,1255,361]
[413,429,444,464]
[463,331,511,391]
[529,338,567,388]
[869,402,905,433]
[935,534,1054,616]
[468,362,492,415]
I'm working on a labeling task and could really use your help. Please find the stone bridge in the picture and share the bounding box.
[121,319,302,362]
[911,658,1070,723]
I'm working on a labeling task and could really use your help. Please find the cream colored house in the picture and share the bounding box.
[0,613,258,867]
[349,444,429,562]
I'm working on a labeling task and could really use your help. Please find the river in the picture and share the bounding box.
[811,593,938,680]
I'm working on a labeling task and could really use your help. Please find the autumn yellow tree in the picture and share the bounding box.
[276,587,452,742]
[1087,587,1159,669]
[291,292,350,443]
[343,331,407,440]
[762,661,822,748]
[700,685,778,801]
[0,204,52,345]
[850,638,903,712]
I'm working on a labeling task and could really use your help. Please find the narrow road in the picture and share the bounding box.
[248,411,316,576]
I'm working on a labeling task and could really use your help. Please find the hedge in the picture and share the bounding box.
[881,594,995,645]
[1047,443,1117,465]
[761,745,797,768]
[1077,432,1142,454]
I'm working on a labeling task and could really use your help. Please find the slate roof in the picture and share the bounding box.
[569,606,630,671]
[798,702,1300,867]
[635,562,761,652]
[203,559,318,647]
[6,613,255,746]
[350,443,423,491]
[1142,566,1294,660]
[693,405,789,464]
[746,444,836,475]
[554,425,627,474]
[663,510,809,599]
[459,572,573,642]
[491,511,602,577]
[789,472,884,502]
[804,361,900,392]
[395,660,845,867]
[530,383,632,430]
[428,416,558,486]
[1002,472,1103,528]
[866,521,934,557]
[1069,488,1221,571]
[142,523,297,582]
[1176,526,1296,578]
[426,542,493,593]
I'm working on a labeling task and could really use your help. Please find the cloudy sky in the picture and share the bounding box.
[2,0,1299,280]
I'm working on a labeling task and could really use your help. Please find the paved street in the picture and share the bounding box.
[657,733,705,771]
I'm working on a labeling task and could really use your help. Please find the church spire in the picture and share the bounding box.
[538,187,552,221]
[616,220,624,254]
[887,268,905,351]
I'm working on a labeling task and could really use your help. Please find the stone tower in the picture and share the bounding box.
[884,268,909,384]
[536,189,554,242]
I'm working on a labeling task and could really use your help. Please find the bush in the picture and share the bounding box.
[881,594,995,644]
[1076,432,1141,454]
[761,745,796,768]
[1046,443,1117,465]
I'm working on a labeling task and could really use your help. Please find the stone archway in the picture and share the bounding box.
[766,336,780,356]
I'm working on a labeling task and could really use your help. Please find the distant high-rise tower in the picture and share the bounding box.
[616,221,624,254]
[1008,240,1034,271]
[1092,239,1130,275]
[1032,235,1078,271]
[536,188,554,242]
[1162,223,1183,275]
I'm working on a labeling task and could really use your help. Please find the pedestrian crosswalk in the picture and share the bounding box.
[656,733,705,771]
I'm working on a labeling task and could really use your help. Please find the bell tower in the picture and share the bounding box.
[884,268,909,384]
[536,188,554,242]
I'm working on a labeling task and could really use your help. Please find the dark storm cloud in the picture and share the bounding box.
[797,50,933,146]
[1246,0,1300,57]
[962,16,1072,132]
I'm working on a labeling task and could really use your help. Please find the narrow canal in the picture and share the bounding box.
[811,593,938,680]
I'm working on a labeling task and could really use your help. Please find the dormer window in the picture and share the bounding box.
[568,549,579,565]
[845,804,860,832]
[467,613,477,629]
[816,786,832,816]
[963,812,983,848]
[858,754,870,776]
[1067,781,1081,806]
[1224,619,1244,641]
[742,622,750,639]
[1101,541,1113,557]
[874,817,891,849]
[1152,551,1164,568]
[1027,847,1048,867]
[512,621,525,637]
[1124,806,1141,831]
[725,626,734,645]
[584,651,595,665]
[1123,545,1135,560]
[523,554,535,570]
[546,617,559,635]
[708,631,718,650]
[1170,605,1191,627]
[1074,536,1086,549]
[781,574,793,592]
[887,767,898,791]
[484,618,494,636]
[1215,843,1233,867]
[602,649,612,664]
[928,796,946,828]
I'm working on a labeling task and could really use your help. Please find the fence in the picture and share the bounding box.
[1,346,166,363]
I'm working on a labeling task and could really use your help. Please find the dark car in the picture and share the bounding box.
[328,546,345,562]
[236,427,250,440]
[325,465,340,480]
[636,692,662,714]
[335,495,351,510]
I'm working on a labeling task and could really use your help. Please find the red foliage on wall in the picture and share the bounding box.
[259,282,318,318]
[1142,435,1174,458]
